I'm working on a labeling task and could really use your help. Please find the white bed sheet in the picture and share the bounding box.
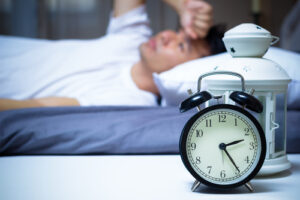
[0,154,299,200]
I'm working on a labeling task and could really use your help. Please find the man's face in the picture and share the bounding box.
[139,29,211,73]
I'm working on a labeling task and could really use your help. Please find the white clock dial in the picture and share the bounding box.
[185,108,262,185]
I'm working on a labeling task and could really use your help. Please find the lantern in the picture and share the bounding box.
[204,24,291,175]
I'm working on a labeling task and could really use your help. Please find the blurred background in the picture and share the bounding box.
[0,0,299,51]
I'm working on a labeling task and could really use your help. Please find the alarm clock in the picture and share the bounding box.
[179,71,266,192]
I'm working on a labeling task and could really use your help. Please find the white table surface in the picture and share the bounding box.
[0,154,299,200]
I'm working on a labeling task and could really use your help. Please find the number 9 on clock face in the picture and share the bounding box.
[179,104,266,189]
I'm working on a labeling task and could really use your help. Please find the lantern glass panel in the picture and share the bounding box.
[274,93,286,156]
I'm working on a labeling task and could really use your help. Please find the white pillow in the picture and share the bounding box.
[153,47,300,108]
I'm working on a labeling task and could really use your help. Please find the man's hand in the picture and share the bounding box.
[180,0,213,39]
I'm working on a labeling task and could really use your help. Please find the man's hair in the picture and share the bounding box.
[205,24,227,55]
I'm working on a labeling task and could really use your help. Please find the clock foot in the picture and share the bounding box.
[191,180,201,192]
[245,182,254,192]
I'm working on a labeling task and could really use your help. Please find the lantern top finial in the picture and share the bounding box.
[223,23,279,58]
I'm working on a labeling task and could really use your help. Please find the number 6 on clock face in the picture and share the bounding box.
[179,104,266,189]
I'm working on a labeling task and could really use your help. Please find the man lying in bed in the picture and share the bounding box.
[0,0,225,111]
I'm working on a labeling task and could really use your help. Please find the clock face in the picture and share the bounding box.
[180,104,266,188]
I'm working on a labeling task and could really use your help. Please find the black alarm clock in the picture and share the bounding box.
[179,71,266,192]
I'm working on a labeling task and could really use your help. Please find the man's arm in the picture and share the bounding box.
[113,0,212,38]
[163,0,213,39]
[113,0,145,17]
[0,97,80,111]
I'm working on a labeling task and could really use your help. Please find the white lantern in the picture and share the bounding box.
[204,24,291,175]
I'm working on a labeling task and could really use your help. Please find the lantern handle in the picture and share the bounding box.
[197,71,245,92]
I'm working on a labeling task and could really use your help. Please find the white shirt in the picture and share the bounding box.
[0,6,158,106]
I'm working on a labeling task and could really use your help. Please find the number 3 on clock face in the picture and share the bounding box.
[179,104,266,189]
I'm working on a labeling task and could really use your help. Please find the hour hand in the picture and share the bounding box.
[225,139,244,147]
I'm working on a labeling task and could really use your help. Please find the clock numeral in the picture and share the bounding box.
[195,156,201,164]
[220,170,226,178]
[207,166,212,174]
[249,142,255,150]
[234,118,238,126]
[244,127,250,136]
[206,119,212,127]
[218,114,226,123]
[244,156,250,164]
[190,143,197,150]
[196,129,203,137]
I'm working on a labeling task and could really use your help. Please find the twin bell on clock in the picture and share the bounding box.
[179,23,291,192]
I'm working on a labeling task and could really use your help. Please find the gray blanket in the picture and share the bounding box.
[0,106,299,155]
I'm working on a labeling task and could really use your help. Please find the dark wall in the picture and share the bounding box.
[0,0,297,45]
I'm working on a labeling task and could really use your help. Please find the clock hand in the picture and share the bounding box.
[223,148,240,172]
[225,139,244,147]
[219,143,240,172]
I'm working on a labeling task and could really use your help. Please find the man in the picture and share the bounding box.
[0,0,224,111]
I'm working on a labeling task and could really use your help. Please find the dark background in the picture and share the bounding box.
[0,0,298,49]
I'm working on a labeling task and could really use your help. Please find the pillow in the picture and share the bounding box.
[153,53,232,106]
[153,47,300,109]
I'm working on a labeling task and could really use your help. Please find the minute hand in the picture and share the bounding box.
[223,149,240,172]
[219,143,240,172]
[225,139,244,147]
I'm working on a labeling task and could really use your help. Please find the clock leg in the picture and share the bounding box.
[191,180,201,192]
[245,182,254,192]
